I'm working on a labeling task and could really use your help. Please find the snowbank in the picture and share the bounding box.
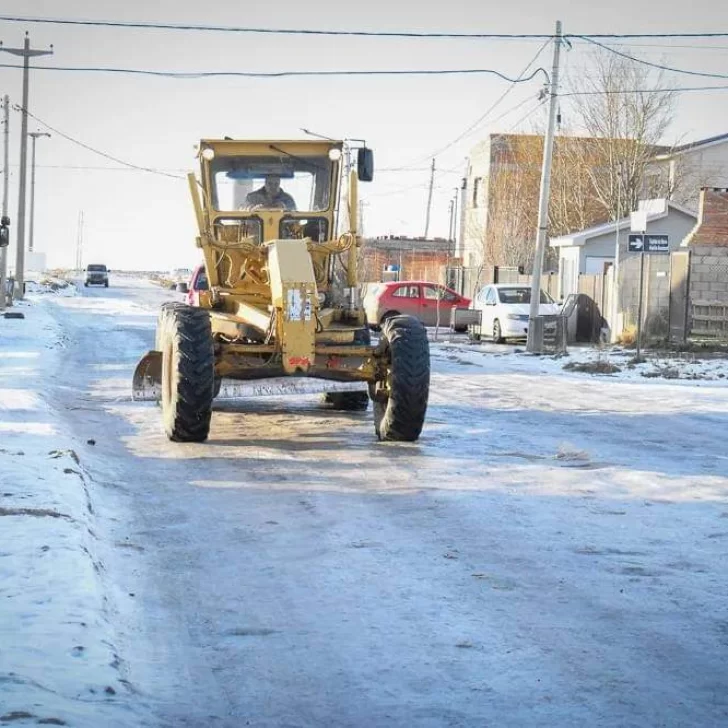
[429,338,728,385]
[0,302,147,726]
[24,275,78,297]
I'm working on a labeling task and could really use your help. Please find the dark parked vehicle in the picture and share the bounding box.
[84,264,109,287]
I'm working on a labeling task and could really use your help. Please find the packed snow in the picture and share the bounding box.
[1,274,727,727]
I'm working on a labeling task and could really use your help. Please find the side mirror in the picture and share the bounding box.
[357,147,374,182]
[176,282,189,294]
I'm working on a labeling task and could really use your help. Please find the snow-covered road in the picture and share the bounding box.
[2,275,728,727]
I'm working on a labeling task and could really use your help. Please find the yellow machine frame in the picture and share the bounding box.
[133,137,431,444]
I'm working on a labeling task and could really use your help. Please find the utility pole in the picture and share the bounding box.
[452,187,459,253]
[28,131,50,255]
[0,34,54,299]
[424,158,435,238]
[448,198,454,243]
[0,95,9,310]
[526,20,562,354]
[610,161,624,343]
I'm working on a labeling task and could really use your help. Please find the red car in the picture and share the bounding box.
[362,280,471,330]
[184,263,208,306]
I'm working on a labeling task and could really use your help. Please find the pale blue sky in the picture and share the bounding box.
[2,0,728,270]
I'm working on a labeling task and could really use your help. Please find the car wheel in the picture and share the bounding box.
[493,319,505,344]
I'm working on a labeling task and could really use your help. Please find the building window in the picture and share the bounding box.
[472,177,481,208]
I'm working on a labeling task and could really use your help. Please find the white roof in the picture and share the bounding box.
[549,199,697,248]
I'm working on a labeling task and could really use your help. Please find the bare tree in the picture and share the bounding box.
[465,50,679,269]
[477,135,605,270]
[566,48,677,220]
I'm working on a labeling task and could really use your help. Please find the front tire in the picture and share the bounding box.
[372,315,430,441]
[161,305,214,442]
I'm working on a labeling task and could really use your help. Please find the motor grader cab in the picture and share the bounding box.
[133,138,430,443]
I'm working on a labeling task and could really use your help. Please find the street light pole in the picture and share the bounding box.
[0,34,53,299]
[28,131,50,256]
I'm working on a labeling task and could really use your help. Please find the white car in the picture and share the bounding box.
[471,284,561,342]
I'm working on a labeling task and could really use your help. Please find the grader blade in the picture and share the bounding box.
[132,350,162,401]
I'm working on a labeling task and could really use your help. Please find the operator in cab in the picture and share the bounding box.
[243,175,296,211]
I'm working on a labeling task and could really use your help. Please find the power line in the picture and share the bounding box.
[12,105,186,180]
[15,163,189,172]
[421,39,553,160]
[3,16,728,40]
[0,16,556,38]
[561,84,728,95]
[578,41,728,51]
[506,98,548,131]
[576,36,728,80]
[381,40,552,173]
[0,62,548,82]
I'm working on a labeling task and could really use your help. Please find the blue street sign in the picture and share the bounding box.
[628,234,669,253]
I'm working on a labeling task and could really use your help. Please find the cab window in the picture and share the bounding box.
[210,154,332,213]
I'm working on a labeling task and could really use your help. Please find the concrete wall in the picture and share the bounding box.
[689,245,728,303]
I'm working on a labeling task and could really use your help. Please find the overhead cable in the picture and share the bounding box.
[2,16,728,40]
[561,84,728,95]
[12,105,186,180]
[381,39,552,173]
[0,62,548,82]
[576,36,728,80]
[0,16,555,38]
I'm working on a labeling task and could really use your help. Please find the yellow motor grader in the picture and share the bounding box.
[132,138,430,442]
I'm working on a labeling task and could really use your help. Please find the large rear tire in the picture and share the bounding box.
[161,305,214,442]
[372,315,430,441]
[322,391,369,411]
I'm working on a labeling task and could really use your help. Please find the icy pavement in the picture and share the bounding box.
[1,279,727,727]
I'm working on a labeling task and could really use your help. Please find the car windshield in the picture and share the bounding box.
[210,154,332,213]
[87,265,106,272]
[497,287,554,304]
